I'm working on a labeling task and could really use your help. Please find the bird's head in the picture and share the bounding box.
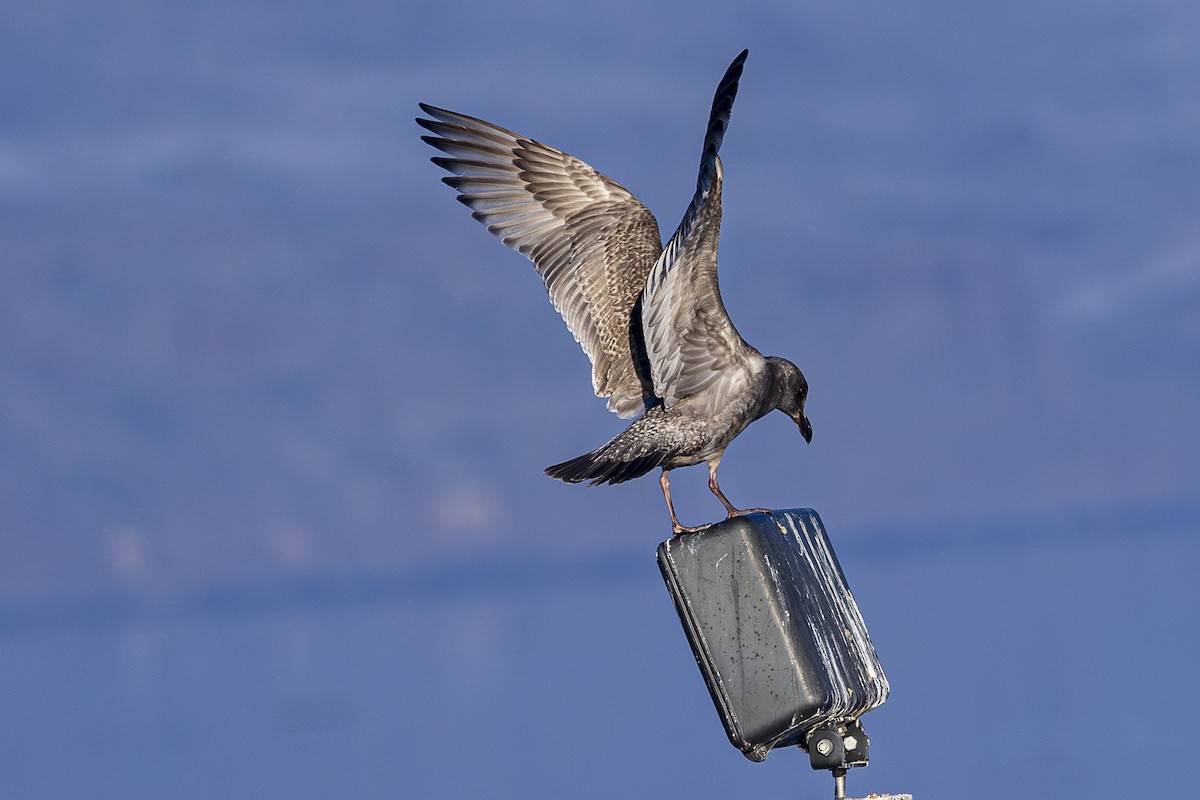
[768,357,812,444]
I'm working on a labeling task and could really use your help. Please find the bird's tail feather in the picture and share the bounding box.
[545,450,662,486]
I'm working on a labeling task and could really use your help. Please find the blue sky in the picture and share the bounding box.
[2,2,1199,798]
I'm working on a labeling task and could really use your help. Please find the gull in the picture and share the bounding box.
[417,50,812,534]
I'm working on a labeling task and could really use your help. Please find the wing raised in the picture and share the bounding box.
[640,50,760,409]
[418,105,662,418]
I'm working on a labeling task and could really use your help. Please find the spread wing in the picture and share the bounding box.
[417,105,662,418]
[640,50,761,409]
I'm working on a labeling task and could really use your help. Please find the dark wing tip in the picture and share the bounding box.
[417,102,455,122]
[697,50,749,188]
[418,134,450,157]
[415,105,444,131]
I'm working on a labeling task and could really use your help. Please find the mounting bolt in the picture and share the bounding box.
[806,726,846,770]
[843,736,858,751]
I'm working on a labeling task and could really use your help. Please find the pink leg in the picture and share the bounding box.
[660,469,707,535]
[708,461,770,519]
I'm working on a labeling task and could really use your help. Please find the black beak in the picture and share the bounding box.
[797,414,813,444]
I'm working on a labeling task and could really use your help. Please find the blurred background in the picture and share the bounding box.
[3,1,1199,798]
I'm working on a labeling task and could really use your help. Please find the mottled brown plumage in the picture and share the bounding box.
[418,50,812,533]
[417,106,661,418]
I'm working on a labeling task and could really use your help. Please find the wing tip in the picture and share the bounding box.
[693,49,749,193]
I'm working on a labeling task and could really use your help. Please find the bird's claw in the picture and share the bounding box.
[727,507,771,518]
[672,522,714,536]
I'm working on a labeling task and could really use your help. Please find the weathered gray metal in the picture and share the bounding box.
[657,508,889,763]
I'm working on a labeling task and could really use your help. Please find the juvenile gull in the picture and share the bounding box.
[417,50,812,534]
